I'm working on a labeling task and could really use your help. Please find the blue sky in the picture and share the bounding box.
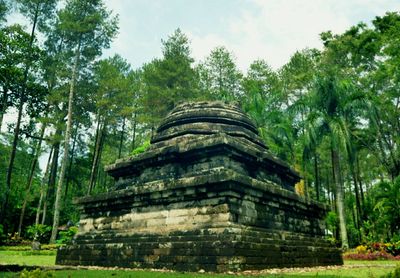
[101,0,400,71]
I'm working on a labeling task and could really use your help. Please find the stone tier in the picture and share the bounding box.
[152,102,266,149]
[57,101,342,271]
[57,227,341,272]
[56,168,342,271]
[107,133,299,192]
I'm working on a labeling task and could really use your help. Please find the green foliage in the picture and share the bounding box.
[326,211,339,232]
[0,223,4,243]
[131,140,150,156]
[141,29,200,127]
[0,135,43,233]
[16,0,58,32]
[26,225,52,243]
[56,226,77,244]
[58,0,119,60]
[381,265,400,278]
[0,244,60,251]
[198,46,242,101]
[1,3,399,254]
[374,177,400,237]
[0,0,10,24]
[19,268,55,278]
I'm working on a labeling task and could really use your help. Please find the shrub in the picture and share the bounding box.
[356,245,368,254]
[0,244,61,251]
[26,224,52,243]
[385,242,400,257]
[0,224,4,244]
[343,251,400,260]
[19,268,55,278]
[365,242,400,257]
[380,264,400,278]
[56,226,78,244]
[131,140,150,156]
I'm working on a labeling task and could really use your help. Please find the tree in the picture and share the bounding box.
[1,0,57,224]
[141,29,199,129]
[0,0,10,25]
[241,60,285,149]
[373,177,400,238]
[0,24,30,131]
[49,0,118,243]
[198,46,242,101]
[88,54,131,194]
[307,72,358,249]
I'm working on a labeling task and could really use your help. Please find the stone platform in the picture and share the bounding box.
[56,101,342,271]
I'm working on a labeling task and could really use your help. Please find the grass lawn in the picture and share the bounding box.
[0,250,56,266]
[0,250,398,277]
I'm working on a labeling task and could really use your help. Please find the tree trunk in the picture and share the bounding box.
[35,147,53,226]
[0,87,8,131]
[50,40,81,243]
[350,163,362,231]
[41,126,62,225]
[356,154,365,206]
[0,2,40,224]
[374,110,399,177]
[118,117,126,159]
[65,125,79,197]
[131,111,137,150]
[314,152,320,201]
[17,123,46,235]
[325,168,333,210]
[331,147,349,249]
[88,119,104,195]
[97,127,106,189]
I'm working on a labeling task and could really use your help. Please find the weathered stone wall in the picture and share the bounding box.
[57,169,342,270]
[57,102,342,271]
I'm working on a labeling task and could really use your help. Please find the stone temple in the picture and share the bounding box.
[57,101,342,272]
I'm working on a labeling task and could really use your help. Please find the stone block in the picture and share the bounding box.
[57,101,342,272]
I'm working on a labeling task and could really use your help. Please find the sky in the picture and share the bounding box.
[100,0,400,71]
[4,0,400,170]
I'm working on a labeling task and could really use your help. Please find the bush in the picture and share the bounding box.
[343,251,399,260]
[356,245,368,254]
[366,242,400,257]
[56,226,78,244]
[0,244,61,251]
[380,265,400,278]
[131,140,150,156]
[345,241,400,260]
[19,268,55,278]
[0,224,4,244]
[26,224,52,243]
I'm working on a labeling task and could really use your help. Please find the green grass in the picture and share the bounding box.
[0,250,398,277]
[0,266,397,278]
[0,250,56,266]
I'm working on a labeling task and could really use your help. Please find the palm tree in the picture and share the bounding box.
[305,73,351,249]
[374,177,400,238]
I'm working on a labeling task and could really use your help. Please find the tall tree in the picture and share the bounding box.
[308,72,356,249]
[198,46,242,101]
[1,0,57,224]
[50,0,118,243]
[0,24,30,131]
[141,29,199,128]
[88,54,131,194]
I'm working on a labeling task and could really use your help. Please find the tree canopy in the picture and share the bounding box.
[0,6,399,249]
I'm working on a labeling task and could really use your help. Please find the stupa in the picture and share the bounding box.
[56,101,342,272]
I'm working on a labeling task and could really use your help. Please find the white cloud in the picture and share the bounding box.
[188,32,228,63]
[188,0,400,72]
